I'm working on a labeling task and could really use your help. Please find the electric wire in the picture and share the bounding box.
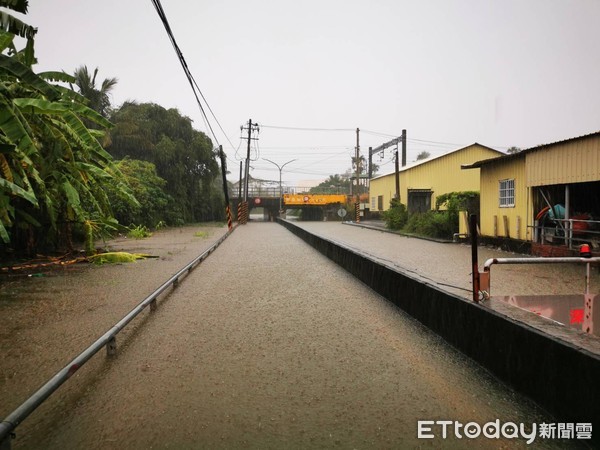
[260,124,355,132]
[150,0,238,165]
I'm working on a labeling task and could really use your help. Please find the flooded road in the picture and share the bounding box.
[0,223,582,448]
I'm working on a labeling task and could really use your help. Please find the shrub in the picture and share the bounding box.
[127,225,152,239]
[404,211,455,239]
[382,198,408,230]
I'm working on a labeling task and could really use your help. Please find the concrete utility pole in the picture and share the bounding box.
[241,119,259,201]
[264,158,296,212]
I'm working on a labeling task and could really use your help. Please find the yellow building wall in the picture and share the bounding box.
[369,144,502,212]
[526,134,600,186]
[369,174,398,212]
[479,155,529,240]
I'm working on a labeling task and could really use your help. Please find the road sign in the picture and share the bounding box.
[337,208,347,218]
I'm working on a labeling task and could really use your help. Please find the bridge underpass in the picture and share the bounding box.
[2,222,586,449]
[233,193,349,222]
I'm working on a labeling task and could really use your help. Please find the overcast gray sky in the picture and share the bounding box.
[19,0,600,185]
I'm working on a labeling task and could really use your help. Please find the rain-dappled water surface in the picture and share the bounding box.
[2,223,588,448]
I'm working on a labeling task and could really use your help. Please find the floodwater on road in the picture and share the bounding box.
[1,223,576,449]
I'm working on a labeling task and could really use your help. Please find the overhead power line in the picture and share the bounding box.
[260,124,356,132]
[149,0,237,156]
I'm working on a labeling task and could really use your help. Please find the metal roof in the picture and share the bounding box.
[462,130,600,170]
[371,143,503,180]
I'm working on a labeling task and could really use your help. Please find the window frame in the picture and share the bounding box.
[499,178,515,208]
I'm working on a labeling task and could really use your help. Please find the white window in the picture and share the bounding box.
[499,179,515,207]
[371,196,376,210]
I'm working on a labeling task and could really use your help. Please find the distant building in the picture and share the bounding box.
[462,131,600,252]
[369,143,503,213]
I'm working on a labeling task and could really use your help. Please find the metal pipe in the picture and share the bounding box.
[483,256,600,271]
[0,227,234,447]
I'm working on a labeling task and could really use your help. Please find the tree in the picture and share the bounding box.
[309,174,350,194]
[416,151,430,161]
[107,102,222,223]
[0,5,135,253]
[506,146,522,154]
[105,159,173,227]
[71,65,118,119]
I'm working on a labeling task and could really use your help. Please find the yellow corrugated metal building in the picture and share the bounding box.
[369,143,503,213]
[464,131,600,243]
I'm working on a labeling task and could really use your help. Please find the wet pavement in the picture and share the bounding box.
[293,220,600,355]
[0,222,595,448]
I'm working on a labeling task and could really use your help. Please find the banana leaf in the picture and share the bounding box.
[0,54,57,100]
[14,97,112,129]
[0,0,29,14]
[0,175,37,205]
[38,71,75,84]
[0,11,36,40]
[0,97,38,157]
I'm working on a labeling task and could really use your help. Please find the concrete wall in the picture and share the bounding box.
[278,219,600,436]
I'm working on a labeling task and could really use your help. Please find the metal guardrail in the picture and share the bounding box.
[477,256,599,335]
[0,226,235,449]
[531,218,600,250]
[480,256,600,296]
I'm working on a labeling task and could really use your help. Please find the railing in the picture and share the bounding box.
[477,256,599,335]
[231,186,350,198]
[531,218,600,250]
[0,226,235,449]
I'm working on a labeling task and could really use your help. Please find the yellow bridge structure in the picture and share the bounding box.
[283,193,348,206]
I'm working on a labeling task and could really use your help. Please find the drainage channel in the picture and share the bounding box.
[0,226,235,449]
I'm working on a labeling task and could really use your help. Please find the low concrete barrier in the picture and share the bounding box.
[279,219,600,434]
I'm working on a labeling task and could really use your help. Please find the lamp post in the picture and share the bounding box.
[264,158,296,212]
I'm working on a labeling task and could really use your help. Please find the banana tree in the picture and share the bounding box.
[0,19,136,251]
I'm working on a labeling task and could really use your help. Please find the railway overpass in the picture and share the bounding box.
[232,188,351,220]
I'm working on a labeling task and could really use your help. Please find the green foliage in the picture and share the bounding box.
[127,224,152,239]
[71,65,118,119]
[382,192,479,239]
[0,25,135,253]
[107,102,223,223]
[404,211,455,239]
[193,230,208,238]
[435,191,479,224]
[381,198,408,230]
[105,158,175,227]
[309,174,350,194]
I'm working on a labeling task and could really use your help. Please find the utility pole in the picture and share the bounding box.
[368,129,407,201]
[401,128,407,167]
[394,146,400,200]
[241,118,259,201]
[355,127,360,198]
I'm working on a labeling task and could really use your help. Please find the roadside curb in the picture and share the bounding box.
[342,221,454,244]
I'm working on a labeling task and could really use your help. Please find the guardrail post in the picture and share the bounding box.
[0,433,13,450]
[150,298,157,312]
[470,214,480,303]
[106,337,117,356]
[583,294,595,335]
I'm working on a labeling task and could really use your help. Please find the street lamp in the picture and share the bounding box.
[264,158,297,212]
